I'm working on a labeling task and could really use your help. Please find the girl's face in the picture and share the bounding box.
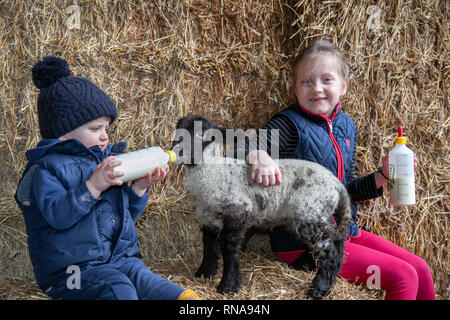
[294,54,349,118]
[59,116,111,151]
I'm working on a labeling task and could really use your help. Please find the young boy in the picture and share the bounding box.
[15,56,200,300]
[246,40,435,300]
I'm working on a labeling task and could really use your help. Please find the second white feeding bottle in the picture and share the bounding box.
[389,125,416,206]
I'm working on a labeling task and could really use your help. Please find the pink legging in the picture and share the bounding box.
[340,229,435,300]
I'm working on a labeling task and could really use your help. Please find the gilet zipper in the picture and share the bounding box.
[326,117,344,182]
[298,103,345,182]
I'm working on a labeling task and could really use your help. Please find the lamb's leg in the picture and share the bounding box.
[217,221,245,294]
[306,235,345,300]
[195,226,220,278]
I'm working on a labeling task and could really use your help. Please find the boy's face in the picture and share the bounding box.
[59,116,111,151]
[294,54,349,118]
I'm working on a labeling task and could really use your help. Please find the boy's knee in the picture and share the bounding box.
[55,266,139,300]
[97,280,138,300]
[88,267,138,300]
[47,275,138,300]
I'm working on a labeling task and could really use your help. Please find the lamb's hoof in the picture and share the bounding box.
[217,280,240,294]
[195,266,217,278]
[304,287,326,300]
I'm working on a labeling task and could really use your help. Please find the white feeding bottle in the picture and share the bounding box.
[113,146,177,183]
[389,125,415,206]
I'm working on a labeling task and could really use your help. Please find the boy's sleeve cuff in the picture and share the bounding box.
[126,183,149,205]
[75,182,100,212]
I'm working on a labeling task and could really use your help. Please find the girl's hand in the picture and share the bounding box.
[132,167,169,196]
[381,155,389,179]
[375,155,389,189]
[247,150,282,186]
[375,155,417,188]
[86,156,123,198]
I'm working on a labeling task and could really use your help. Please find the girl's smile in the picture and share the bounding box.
[294,54,349,118]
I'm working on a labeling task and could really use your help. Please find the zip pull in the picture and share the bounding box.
[328,119,333,133]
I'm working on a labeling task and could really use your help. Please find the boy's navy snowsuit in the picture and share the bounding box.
[15,138,183,299]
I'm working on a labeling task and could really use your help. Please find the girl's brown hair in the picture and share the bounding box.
[292,40,351,86]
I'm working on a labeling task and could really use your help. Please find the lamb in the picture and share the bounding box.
[171,114,352,299]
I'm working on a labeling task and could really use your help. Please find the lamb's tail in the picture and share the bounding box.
[334,187,352,237]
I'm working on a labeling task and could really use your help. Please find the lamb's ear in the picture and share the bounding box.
[204,127,226,144]
[218,126,227,138]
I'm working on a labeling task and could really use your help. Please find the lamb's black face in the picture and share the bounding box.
[171,115,224,165]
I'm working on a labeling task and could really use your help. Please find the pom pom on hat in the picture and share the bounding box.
[32,56,118,139]
[32,56,71,89]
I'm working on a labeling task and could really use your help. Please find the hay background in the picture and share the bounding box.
[0,0,448,299]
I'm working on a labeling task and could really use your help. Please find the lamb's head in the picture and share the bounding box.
[171,115,226,166]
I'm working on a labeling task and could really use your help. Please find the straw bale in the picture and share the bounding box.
[0,0,448,299]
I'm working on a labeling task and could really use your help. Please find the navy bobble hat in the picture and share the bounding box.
[32,56,117,139]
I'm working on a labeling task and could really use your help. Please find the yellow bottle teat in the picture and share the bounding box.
[394,125,407,144]
[165,150,177,163]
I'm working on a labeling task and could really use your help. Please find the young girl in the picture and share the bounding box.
[246,40,435,300]
[15,56,200,300]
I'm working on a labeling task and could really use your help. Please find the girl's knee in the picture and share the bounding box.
[383,261,418,300]
[411,257,436,300]
[397,262,419,284]
[412,256,432,277]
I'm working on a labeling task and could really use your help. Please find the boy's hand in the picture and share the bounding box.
[132,167,169,196]
[247,150,282,186]
[86,156,123,198]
